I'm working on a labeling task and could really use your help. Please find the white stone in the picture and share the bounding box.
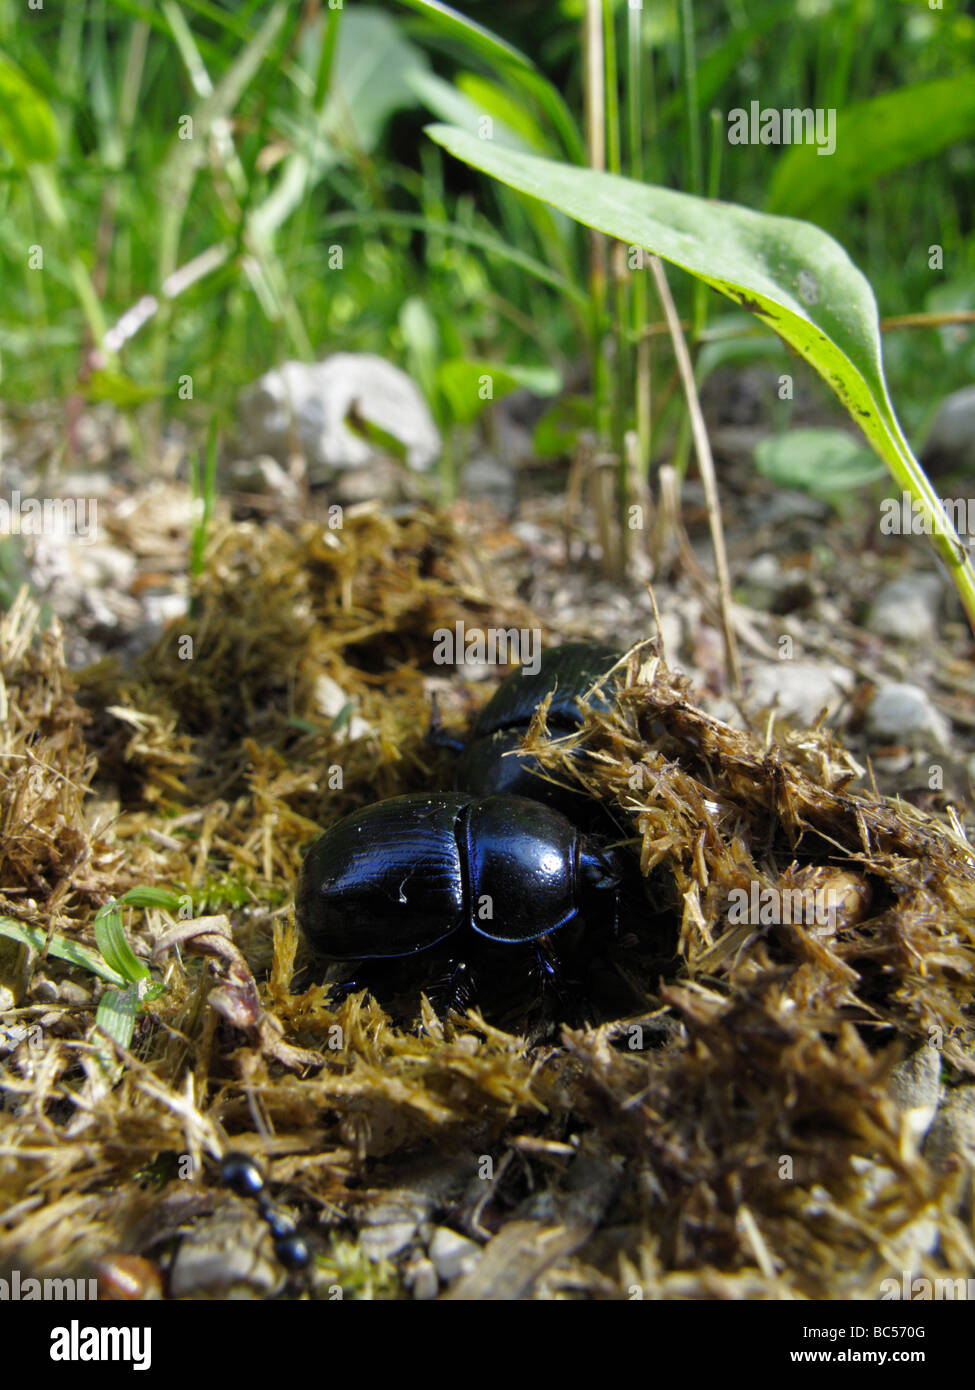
[925,1086,975,1173]
[142,592,189,627]
[238,355,441,476]
[225,454,300,502]
[312,674,373,740]
[406,1256,439,1300]
[887,1043,942,1145]
[359,1221,420,1263]
[427,1225,480,1282]
[865,683,951,751]
[743,554,782,587]
[922,385,975,472]
[867,574,942,641]
[744,660,854,726]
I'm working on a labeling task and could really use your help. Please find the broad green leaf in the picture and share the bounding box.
[0,53,58,166]
[425,124,975,629]
[0,917,125,987]
[294,7,425,153]
[755,429,886,497]
[767,72,975,219]
[438,358,561,426]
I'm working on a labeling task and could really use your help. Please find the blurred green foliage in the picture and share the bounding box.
[0,0,971,446]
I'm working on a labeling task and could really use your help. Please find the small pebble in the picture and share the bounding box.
[427,1226,481,1282]
[744,660,854,726]
[865,683,951,752]
[887,1043,942,1145]
[866,574,942,641]
[404,1254,439,1301]
[225,454,300,502]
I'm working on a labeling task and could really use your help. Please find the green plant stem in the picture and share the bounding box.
[627,1,651,476]
[603,0,629,547]
[584,0,611,457]
[678,0,706,346]
[314,2,342,107]
[27,165,110,352]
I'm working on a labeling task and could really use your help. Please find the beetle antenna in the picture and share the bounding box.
[426,690,465,753]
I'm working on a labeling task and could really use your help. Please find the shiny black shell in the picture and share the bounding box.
[469,641,620,737]
[297,792,599,960]
[455,641,620,805]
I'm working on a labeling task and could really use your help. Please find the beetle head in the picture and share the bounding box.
[577,842,622,894]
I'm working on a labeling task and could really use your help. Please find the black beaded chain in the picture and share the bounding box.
[219,1152,310,1273]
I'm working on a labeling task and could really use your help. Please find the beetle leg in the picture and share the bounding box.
[426,957,475,1017]
[324,971,366,1004]
[533,936,574,1013]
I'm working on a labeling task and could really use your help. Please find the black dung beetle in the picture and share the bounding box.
[452,640,622,812]
[296,791,620,963]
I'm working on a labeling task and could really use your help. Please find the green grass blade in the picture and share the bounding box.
[393,0,584,161]
[319,208,585,302]
[0,51,59,166]
[0,917,125,987]
[116,887,184,912]
[313,2,342,108]
[391,0,534,72]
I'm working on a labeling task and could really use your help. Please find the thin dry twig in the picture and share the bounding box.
[648,255,743,692]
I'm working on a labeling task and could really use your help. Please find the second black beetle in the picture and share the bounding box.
[297,791,620,963]
[452,640,622,813]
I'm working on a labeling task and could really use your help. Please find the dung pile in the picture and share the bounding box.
[0,506,973,1300]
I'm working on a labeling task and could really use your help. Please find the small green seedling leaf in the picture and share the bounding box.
[329,701,356,734]
[85,368,171,407]
[438,358,561,426]
[533,394,594,460]
[94,980,163,1078]
[96,986,140,1051]
[343,408,410,464]
[755,428,887,498]
[93,904,151,985]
